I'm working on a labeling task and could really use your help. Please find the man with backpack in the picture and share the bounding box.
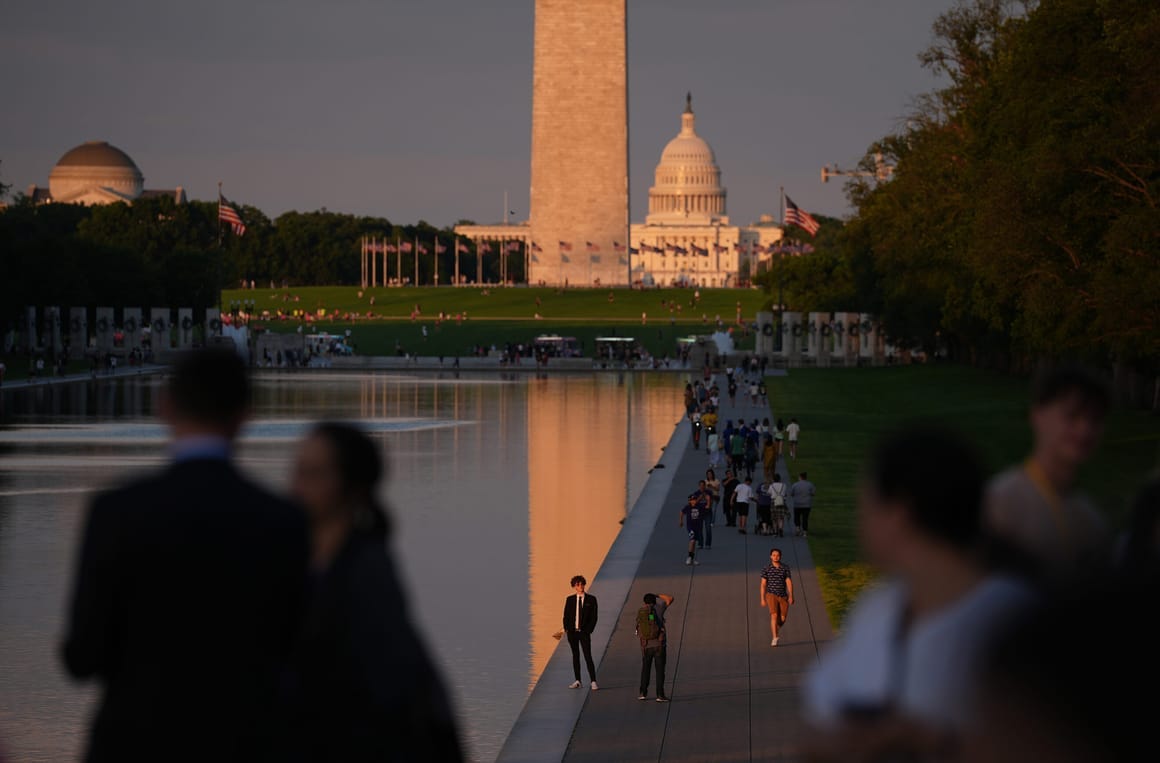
[636,592,674,702]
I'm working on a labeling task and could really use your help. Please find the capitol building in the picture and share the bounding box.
[630,94,782,287]
[25,141,186,206]
[456,95,783,287]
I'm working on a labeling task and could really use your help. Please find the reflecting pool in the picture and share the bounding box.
[0,371,684,762]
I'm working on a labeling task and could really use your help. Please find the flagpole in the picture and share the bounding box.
[414,234,419,288]
[455,241,460,287]
[216,182,224,332]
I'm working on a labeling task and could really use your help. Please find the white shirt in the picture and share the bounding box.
[786,422,800,441]
[732,483,753,504]
[803,576,1035,732]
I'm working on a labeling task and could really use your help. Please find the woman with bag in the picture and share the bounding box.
[769,473,790,538]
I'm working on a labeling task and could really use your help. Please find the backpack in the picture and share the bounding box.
[636,604,661,643]
[771,484,786,507]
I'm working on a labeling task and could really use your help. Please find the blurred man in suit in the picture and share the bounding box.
[61,347,310,762]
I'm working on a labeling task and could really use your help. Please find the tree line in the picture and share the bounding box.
[757,0,1158,400]
[0,193,495,325]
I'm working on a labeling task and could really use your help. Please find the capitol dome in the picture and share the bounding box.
[646,94,727,225]
[48,141,144,203]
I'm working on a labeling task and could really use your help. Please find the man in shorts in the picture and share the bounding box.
[759,548,794,646]
[786,418,801,459]
[732,476,754,535]
[679,493,705,565]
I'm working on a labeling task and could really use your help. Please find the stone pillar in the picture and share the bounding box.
[95,307,116,354]
[68,307,87,352]
[43,306,62,355]
[177,308,194,349]
[23,307,38,350]
[205,308,222,338]
[150,308,170,351]
[815,312,831,366]
[806,312,821,360]
[783,311,802,363]
[123,308,143,353]
[831,312,849,361]
[859,312,876,363]
[755,310,775,357]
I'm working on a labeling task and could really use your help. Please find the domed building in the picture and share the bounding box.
[26,141,186,206]
[630,95,782,287]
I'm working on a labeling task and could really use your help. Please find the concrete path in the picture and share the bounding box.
[499,374,834,763]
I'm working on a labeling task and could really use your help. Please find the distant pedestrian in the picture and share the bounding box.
[703,470,720,549]
[786,418,801,459]
[563,575,599,690]
[721,470,739,528]
[759,548,794,646]
[733,476,754,534]
[762,434,777,479]
[755,480,773,536]
[679,493,705,565]
[748,378,759,406]
[789,472,816,537]
[769,474,790,538]
[636,592,674,702]
[730,424,747,474]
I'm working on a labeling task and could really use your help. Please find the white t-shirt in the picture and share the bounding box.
[803,576,1034,733]
[732,482,753,504]
[786,422,800,441]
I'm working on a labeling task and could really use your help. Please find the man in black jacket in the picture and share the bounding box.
[60,347,310,762]
[562,574,599,690]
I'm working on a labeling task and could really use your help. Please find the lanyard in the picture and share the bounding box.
[1022,459,1071,545]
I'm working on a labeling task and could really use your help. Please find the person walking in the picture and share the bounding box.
[60,347,311,763]
[563,575,599,690]
[730,424,747,475]
[755,480,773,536]
[984,365,1113,589]
[679,493,705,565]
[733,476,754,535]
[636,593,674,702]
[769,473,790,538]
[720,470,739,528]
[786,417,801,459]
[287,423,464,762]
[762,434,777,480]
[759,548,794,646]
[704,470,720,549]
[748,378,760,407]
[789,471,816,537]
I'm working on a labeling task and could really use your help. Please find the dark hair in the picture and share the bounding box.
[167,347,250,428]
[706,468,716,479]
[769,547,782,555]
[1031,364,1111,414]
[309,422,390,538]
[799,472,808,480]
[643,593,657,605]
[866,425,985,549]
[571,575,587,587]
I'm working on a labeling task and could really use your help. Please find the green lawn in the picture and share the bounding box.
[766,365,1160,630]
[224,285,770,359]
[221,285,769,322]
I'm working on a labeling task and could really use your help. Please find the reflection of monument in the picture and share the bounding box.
[524,375,681,683]
[25,141,186,206]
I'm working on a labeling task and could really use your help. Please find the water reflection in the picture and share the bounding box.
[0,371,682,763]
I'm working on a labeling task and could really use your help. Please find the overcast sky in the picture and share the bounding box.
[2,0,960,227]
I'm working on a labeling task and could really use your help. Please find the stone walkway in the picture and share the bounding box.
[498,375,834,763]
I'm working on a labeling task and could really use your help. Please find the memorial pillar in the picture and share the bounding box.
[151,308,170,351]
[783,311,802,365]
[178,308,194,349]
[68,308,87,352]
[756,310,775,357]
[859,312,876,364]
[123,307,143,354]
[95,307,115,355]
[831,312,848,362]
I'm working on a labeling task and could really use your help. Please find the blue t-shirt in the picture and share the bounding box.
[681,502,704,528]
[761,563,792,597]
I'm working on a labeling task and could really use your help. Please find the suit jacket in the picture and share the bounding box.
[562,592,598,635]
[61,457,310,763]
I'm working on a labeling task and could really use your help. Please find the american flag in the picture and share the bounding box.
[456,241,470,254]
[386,243,397,253]
[612,241,626,253]
[479,241,492,253]
[585,241,600,252]
[784,195,820,236]
[435,240,447,254]
[629,246,640,255]
[531,241,543,252]
[559,241,573,251]
[713,243,727,253]
[418,244,429,255]
[691,244,708,256]
[505,241,521,252]
[400,241,413,253]
[219,197,246,236]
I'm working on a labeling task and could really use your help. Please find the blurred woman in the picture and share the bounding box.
[288,422,465,762]
[762,434,777,479]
